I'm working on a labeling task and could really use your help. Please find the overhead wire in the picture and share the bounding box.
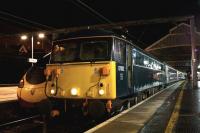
[67,0,110,24]
[0,15,41,31]
[0,0,145,47]
[68,0,146,45]
[73,0,112,24]
[0,10,56,31]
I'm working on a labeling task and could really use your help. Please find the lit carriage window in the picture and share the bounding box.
[149,59,154,69]
[80,41,108,60]
[132,49,137,64]
[143,56,149,66]
[135,51,144,66]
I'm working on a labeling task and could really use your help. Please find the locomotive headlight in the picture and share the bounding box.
[71,88,78,96]
[99,89,105,95]
[50,89,56,95]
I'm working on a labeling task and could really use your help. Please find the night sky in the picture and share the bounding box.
[0,0,200,48]
[0,0,199,25]
[0,0,199,83]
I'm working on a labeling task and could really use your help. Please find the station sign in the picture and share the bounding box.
[28,58,38,63]
[19,45,28,54]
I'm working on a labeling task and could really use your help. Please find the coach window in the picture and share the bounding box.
[132,49,136,64]
[114,39,126,64]
[144,56,149,67]
[135,51,144,66]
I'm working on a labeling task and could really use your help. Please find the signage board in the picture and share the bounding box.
[28,58,37,63]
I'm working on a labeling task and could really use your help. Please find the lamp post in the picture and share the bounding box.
[31,35,34,66]
[20,33,45,66]
[190,16,197,88]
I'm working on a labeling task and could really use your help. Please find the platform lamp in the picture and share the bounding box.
[20,33,45,66]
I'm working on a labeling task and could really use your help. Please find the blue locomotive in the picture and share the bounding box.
[18,29,185,119]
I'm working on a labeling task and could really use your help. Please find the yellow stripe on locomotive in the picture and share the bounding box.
[45,61,116,99]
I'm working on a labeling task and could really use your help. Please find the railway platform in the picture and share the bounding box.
[85,81,185,133]
[0,86,17,102]
[167,81,200,133]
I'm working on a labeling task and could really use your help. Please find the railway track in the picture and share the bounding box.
[0,115,40,128]
[0,115,44,133]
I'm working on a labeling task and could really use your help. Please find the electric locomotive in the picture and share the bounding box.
[43,29,180,119]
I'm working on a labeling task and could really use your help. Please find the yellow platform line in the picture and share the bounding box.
[165,81,187,133]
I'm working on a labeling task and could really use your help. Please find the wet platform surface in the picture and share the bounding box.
[174,81,200,133]
[140,81,200,133]
[0,86,17,102]
[86,81,184,133]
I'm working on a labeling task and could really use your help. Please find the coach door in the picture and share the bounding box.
[114,39,127,97]
[127,44,133,95]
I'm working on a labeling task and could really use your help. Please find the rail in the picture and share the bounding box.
[0,115,40,128]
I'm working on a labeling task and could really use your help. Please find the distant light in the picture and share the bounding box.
[37,41,41,45]
[21,35,27,40]
[38,33,45,38]
[121,35,126,39]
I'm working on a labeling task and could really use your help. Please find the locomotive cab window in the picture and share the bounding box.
[51,37,112,63]
[80,41,109,60]
[52,42,79,62]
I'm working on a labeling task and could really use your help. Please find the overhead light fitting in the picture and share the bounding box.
[21,35,27,40]
[38,33,45,38]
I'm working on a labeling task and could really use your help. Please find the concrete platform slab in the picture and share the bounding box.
[85,81,184,133]
[0,86,17,102]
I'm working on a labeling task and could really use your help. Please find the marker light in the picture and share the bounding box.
[99,89,105,95]
[71,88,78,96]
[50,89,56,95]
[18,79,24,88]
[100,66,110,76]
[44,68,52,76]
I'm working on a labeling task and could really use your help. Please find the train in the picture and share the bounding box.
[17,53,50,108]
[17,29,185,119]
